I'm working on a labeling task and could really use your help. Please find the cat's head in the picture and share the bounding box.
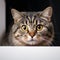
[11,7,54,46]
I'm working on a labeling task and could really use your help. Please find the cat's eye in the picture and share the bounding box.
[22,25,27,31]
[37,24,43,31]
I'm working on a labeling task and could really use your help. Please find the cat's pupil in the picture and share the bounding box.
[37,25,41,29]
[37,25,40,29]
[22,25,26,30]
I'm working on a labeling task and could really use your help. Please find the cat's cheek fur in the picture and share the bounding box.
[12,34,31,45]
[21,35,31,42]
[12,39,23,46]
[33,36,51,46]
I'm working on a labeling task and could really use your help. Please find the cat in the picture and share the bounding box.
[1,6,54,46]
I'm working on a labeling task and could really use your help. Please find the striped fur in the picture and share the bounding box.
[8,7,54,46]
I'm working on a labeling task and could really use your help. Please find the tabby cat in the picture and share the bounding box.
[1,6,55,46]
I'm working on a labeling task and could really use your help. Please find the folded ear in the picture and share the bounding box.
[42,7,53,21]
[11,9,22,23]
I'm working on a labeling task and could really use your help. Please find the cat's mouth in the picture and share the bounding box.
[27,39,37,42]
[26,37,36,41]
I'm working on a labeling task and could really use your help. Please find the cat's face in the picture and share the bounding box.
[11,7,54,46]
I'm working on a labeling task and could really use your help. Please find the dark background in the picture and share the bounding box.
[6,0,60,46]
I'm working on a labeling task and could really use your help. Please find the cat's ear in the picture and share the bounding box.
[11,9,22,23]
[42,7,53,21]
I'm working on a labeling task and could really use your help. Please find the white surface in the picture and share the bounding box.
[0,47,60,60]
[0,0,5,38]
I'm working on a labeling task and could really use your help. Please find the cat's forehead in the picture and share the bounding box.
[24,12,41,17]
[15,12,48,26]
[22,12,42,21]
[25,12,38,14]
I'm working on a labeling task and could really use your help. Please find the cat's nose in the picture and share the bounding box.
[29,31,35,38]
